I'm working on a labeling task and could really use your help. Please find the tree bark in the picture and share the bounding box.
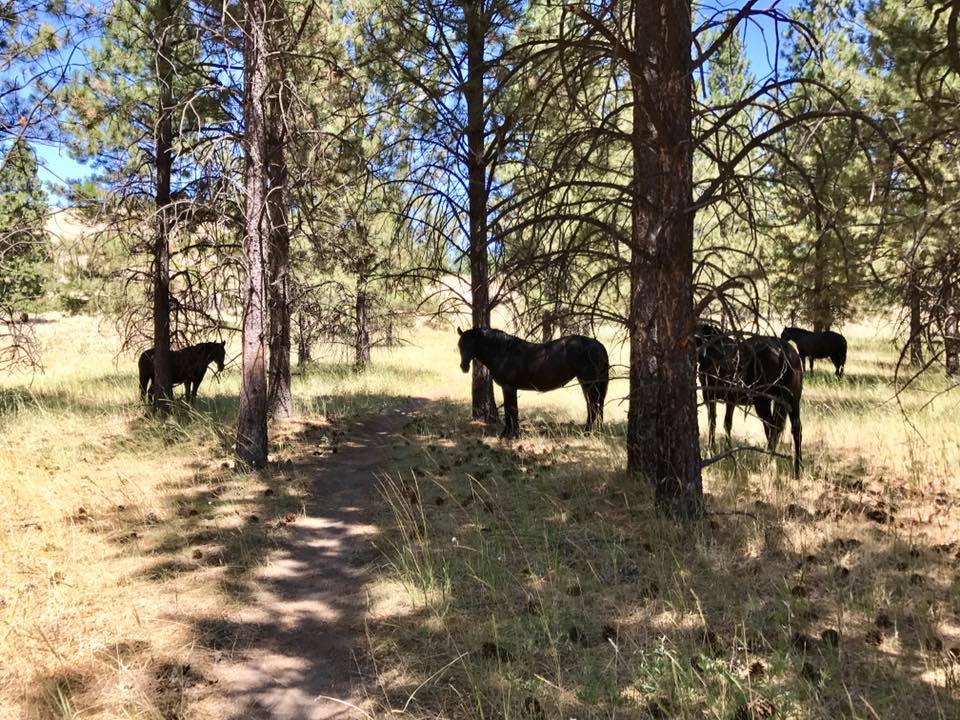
[151,0,175,412]
[236,0,269,468]
[355,277,371,370]
[541,310,554,343]
[464,0,497,423]
[265,0,292,421]
[296,310,311,366]
[946,279,959,376]
[909,279,923,366]
[625,0,702,518]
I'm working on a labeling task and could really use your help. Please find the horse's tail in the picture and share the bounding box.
[837,337,848,372]
[591,340,610,402]
[138,350,153,400]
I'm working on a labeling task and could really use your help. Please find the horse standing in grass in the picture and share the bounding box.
[780,326,847,377]
[138,341,226,402]
[696,323,804,475]
[456,327,608,438]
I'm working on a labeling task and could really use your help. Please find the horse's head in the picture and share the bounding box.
[780,327,802,342]
[456,326,476,373]
[695,322,732,368]
[211,341,226,371]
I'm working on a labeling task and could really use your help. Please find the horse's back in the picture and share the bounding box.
[507,334,606,391]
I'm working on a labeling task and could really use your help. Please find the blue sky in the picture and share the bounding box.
[29,0,800,201]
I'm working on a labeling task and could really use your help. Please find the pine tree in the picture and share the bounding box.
[0,136,48,309]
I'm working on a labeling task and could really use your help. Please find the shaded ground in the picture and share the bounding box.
[214,403,422,718]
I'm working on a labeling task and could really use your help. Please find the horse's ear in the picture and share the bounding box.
[457,326,463,336]
[219,340,225,347]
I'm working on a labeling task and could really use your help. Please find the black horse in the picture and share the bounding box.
[696,323,804,475]
[456,327,609,438]
[138,341,226,402]
[780,327,847,377]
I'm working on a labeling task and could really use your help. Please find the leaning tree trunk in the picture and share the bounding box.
[150,0,175,412]
[354,274,371,370]
[464,0,497,423]
[625,0,702,518]
[236,0,270,468]
[265,11,292,421]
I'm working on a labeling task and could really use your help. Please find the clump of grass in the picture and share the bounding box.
[366,321,960,719]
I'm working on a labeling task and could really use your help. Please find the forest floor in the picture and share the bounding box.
[1,315,959,719]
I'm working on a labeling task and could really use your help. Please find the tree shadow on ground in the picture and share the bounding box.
[21,384,960,719]
[337,403,960,719]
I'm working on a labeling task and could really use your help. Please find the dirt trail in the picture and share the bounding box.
[218,404,416,719]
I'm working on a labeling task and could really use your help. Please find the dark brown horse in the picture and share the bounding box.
[780,326,847,377]
[696,323,804,475]
[138,341,226,402]
[456,327,608,438]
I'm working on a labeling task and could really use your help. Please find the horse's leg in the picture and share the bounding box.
[706,397,717,451]
[789,400,803,476]
[501,386,519,439]
[769,398,787,451]
[580,379,604,431]
[580,381,594,430]
[808,356,815,374]
[754,398,773,446]
[723,402,735,446]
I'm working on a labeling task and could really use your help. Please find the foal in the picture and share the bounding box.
[456,327,609,438]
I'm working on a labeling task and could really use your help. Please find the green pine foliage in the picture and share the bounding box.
[0,136,48,309]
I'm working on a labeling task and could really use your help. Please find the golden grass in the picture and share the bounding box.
[1,315,958,719]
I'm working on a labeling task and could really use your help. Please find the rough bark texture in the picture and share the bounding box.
[151,0,175,412]
[946,281,959,376]
[811,216,829,333]
[296,311,311,366]
[236,0,269,468]
[354,284,371,369]
[464,0,498,423]
[625,0,703,518]
[265,8,292,420]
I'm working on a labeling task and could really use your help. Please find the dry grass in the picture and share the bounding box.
[1,315,958,719]
[362,320,960,720]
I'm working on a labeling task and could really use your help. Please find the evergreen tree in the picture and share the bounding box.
[0,136,48,309]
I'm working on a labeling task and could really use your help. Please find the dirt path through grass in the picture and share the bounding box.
[217,403,416,718]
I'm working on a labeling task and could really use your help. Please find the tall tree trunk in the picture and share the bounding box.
[296,310,311,366]
[355,275,371,370]
[464,0,497,423]
[909,279,923,366]
[811,216,829,333]
[945,280,959,376]
[265,2,292,421]
[541,310,554,343]
[236,0,269,468]
[151,0,175,412]
[626,0,702,518]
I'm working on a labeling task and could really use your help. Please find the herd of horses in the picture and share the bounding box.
[457,323,848,476]
[138,323,849,475]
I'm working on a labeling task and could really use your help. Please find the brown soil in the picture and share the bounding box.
[216,405,416,718]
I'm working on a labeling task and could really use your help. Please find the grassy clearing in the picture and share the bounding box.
[1,315,959,719]
[362,321,960,719]
[0,316,448,718]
